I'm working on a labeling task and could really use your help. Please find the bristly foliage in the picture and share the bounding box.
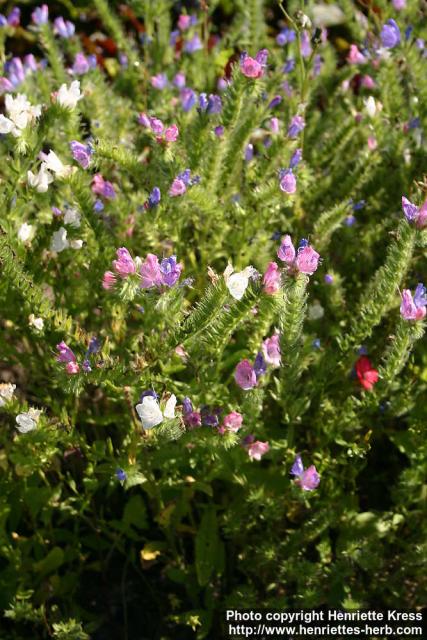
[0,1,427,639]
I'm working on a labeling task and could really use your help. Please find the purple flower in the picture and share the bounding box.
[140,389,158,401]
[173,72,186,88]
[198,93,208,111]
[116,468,127,482]
[92,174,116,199]
[214,125,224,137]
[277,234,296,264]
[402,196,419,222]
[87,337,101,355]
[82,359,92,372]
[151,73,168,89]
[70,140,93,169]
[279,169,297,194]
[112,247,136,278]
[180,87,197,112]
[201,406,221,427]
[1,7,20,27]
[290,148,302,169]
[268,95,282,109]
[291,454,320,491]
[6,58,25,87]
[53,17,75,38]
[283,58,295,74]
[324,274,334,284]
[56,341,77,364]
[254,352,267,378]
[147,186,161,208]
[276,28,296,46]
[381,19,400,49]
[24,54,38,73]
[184,35,203,53]
[138,112,151,128]
[288,115,305,139]
[149,117,164,135]
[182,397,193,415]
[300,30,312,57]
[235,359,257,390]
[262,334,281,367]
[94,200,104,213]
[345,214,356,227]
[72,53,91,75]
[207,94,222,115]
[400,284,427,321]
[159,255,182,287]
[244,144,254,162]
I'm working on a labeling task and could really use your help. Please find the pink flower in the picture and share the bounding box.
[235,359,257,390]
[367,136,377,151]
[169,178,187,197]
[361,75,376,89]
[277,235,296,264]
[299,466,320,491]
[400,284,427,321]
[164,124,179,142]
[222,411,243,433]
[247,440,270,461]
[65,361,80,375]
[392,0,406,9]
[178,14,191,30]
[240,56,263,79]
[185,411,202,429]
[269,117,280,134]
[263,261,281,294]
[262,334,281,367]
[56,341,77,363]
[347,44,367,65]
[91,174,116,199]
[140,253,163,289]
[295,245,320,275]
[138,112,151,127]
[112,247,136,278]
[102,271,117,290]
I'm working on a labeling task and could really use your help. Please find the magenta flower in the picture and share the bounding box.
[92,174,116,199]
[295,245,320,275]
[178,14,191,31]
[277,235,296,264]
[247,440,270,461]
[149,117,164,135]
[263,261,281,294]
[291,454,320,491]
[279,169,297,194]
[164,124,179,142]
[222,411,243,433]
[112,248,136,278]
[169,178,187,197]
[400,284,427,321]
[235,359,257,390]
[102,271,117,290]
[240,50,266,79]
[262,334,281,367]
[140,254,163,289]
[57,341,77,365]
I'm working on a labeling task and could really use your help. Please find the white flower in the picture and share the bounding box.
[364,96,382,119]
[27,164,54,193]
[56,80,82,109]
[29,314,44,331]
[18,223,35,243]
[70,239,83,250]
[135,394,177,430]
[15,408,41,434]
[224,264,257,300]
[0,94,41,137]
[163,394,177,419]
[39,150,71,178]
[63,207,81,228]
[135,396,164,430]
[0,383,16,407]
[50,227,69,252]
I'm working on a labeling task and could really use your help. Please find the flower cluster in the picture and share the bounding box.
[277,236,320,276]
[138,113,179,143]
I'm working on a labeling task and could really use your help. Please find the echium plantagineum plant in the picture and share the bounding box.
[0,0,427,638]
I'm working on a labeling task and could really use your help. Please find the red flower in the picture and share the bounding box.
[355,356,379,391]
